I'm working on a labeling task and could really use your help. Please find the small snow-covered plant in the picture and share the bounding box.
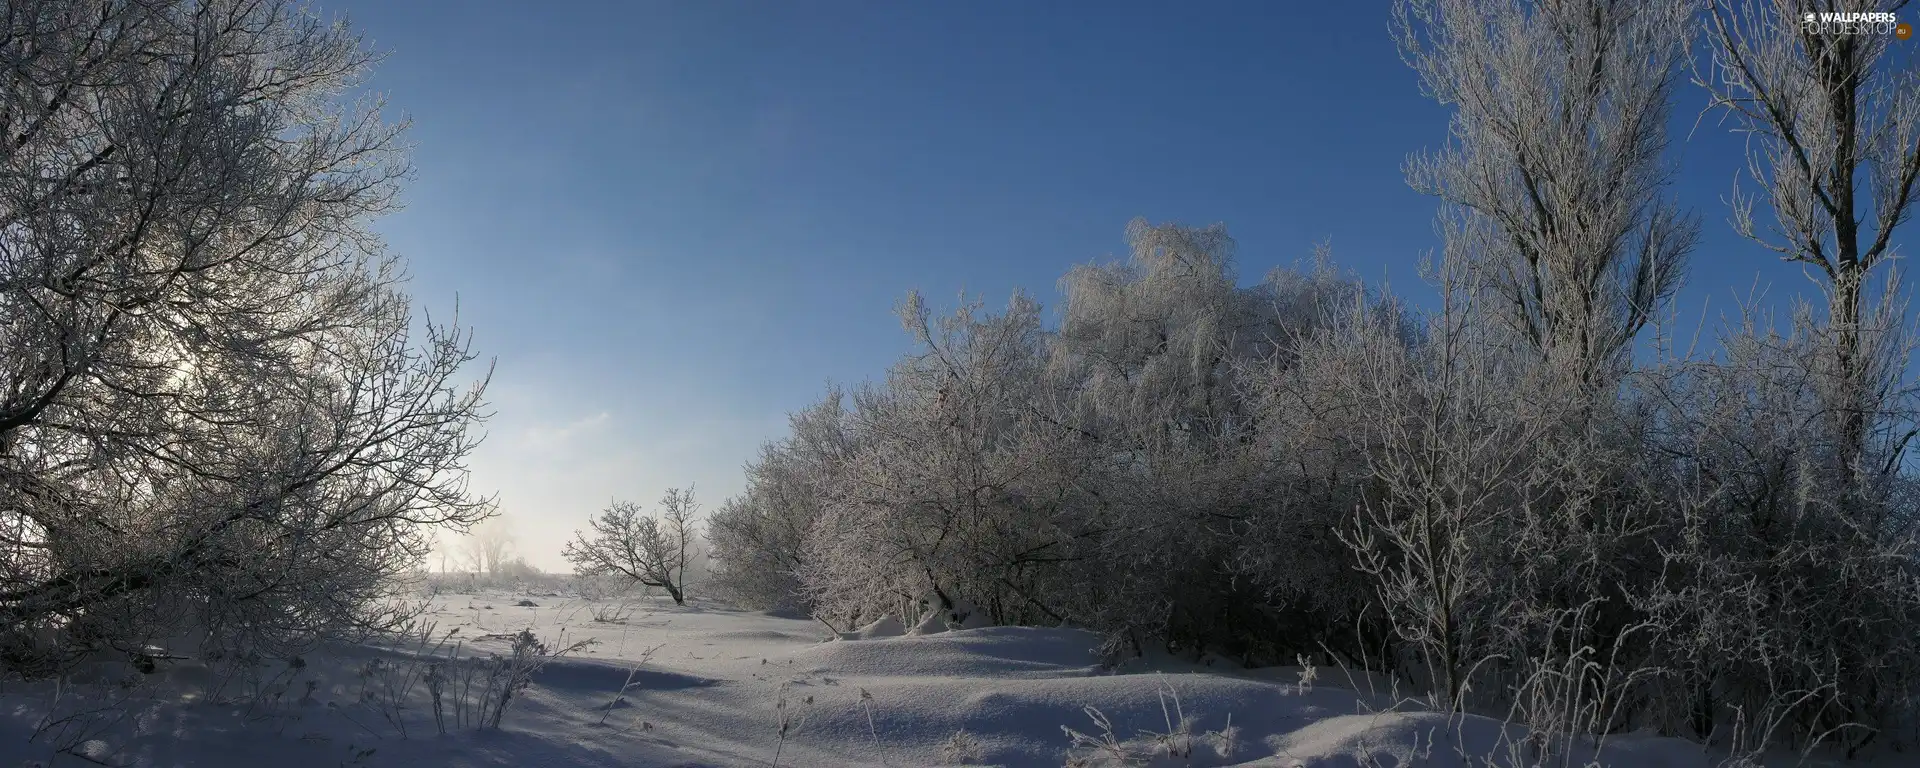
[1296,654,1318,694]
[355,658,412,738]
[202,648,265,706]
[768,682,815,768]
[572,575,614,602]
[241,654,311,725]
[340,744,378,766]
[484,629,593,729]
[857,688,885,758]
[1353,722,1438,768]
[255,660,314,733]
[423,629,593,734]
[591,600,638,624]
[1712,686,1843,768]
[1147,680,1196,759]
[1093,631,1138,674]
[596,640,663,727]
[1203,713,1240,759]
[1470,602,1666,768]
[350,620,458,739]
[938,727,983,764]
[1061,705,1136,766]
[422,658,458,735]
[771,688,791,767]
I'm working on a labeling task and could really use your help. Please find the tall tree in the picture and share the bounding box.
[1398,0,1698,389]
[1700,0,1920,476]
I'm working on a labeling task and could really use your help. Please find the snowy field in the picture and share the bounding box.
[0,588,1887,768]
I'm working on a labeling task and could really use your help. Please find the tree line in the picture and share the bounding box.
[708,0,1920,756]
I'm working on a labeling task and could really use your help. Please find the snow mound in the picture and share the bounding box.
[0,592,1783,767]
[843,615,905,639]
[790,625,1106,679]
[907,608,948,636]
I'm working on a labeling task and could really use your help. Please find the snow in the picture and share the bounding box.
[0,589,1894,768]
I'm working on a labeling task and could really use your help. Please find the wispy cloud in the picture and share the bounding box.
[518,410,613,451]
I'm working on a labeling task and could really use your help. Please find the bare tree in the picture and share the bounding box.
[1337,267,1527,709]
[1698,0,1920,475]
[1398,0,1698,389]
[463,518,516,575]
[0,0,493,672]
[1381,0,1698,721]
[1687,3,1920,746]
[565,488,698,605]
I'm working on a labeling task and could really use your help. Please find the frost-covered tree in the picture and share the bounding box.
[1055,221,1259,456]
[1698,0,1920,491]
[1634,293,1920,749]
[698,0,1920,751]
[0,0,492,673]
[1663,0,1920,747]
[734,221,1393,657]
[1050,223,1376,658]
[566,488,698,605]
[800,291,1070,630]
[1398,0,1697,388]
[1371,0,1699,731]
[707,390,859,610]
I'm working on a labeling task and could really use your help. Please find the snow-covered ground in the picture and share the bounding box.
[0,589,1895,768]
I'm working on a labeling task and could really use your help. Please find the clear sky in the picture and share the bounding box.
[320,0,1844,571]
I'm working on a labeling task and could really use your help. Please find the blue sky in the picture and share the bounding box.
[324,0,1846,570]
